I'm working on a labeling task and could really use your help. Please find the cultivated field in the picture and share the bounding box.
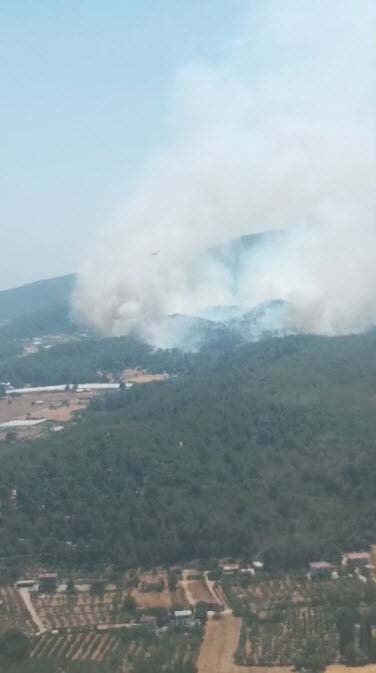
[0,586,36,636]
[221,575,354,665]
[29,625,202,671]
[0,390,93,424]
[241,603,337,665]
[31,587,130,629]
[225,576,318,611]
[30,630,120,663]
[120,629,202,673]
[0,390,96,440]
[28,571,191,629]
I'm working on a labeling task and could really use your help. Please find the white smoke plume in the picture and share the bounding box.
[72,0,376,346]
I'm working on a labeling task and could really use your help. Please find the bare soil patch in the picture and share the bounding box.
[187,579,214,604]
[197,615,249,673]
[0,391,94,440]
[131,572,172,610]
[171,585,190,609]
[122,368,169,384]
[0,391,93,423]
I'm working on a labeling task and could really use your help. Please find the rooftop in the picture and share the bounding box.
[0,419,47,429]
[309,561,332,569]
[345,552,370,560]
[174,610,192,618]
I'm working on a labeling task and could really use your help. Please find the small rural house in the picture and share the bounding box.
[173,609,196,629]
[174,610,193,620]
[39,573,58,592]
[222,563,240,574]
[309,561,333,578]
[342,551,370,569]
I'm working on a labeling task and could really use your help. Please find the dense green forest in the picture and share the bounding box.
[1,331,376,576]
[0,335,201,386]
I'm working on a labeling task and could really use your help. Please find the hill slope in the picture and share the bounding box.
[1,331,376,574]
[0,274,75,322]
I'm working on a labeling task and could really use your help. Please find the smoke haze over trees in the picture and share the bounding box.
[73,0,376,345]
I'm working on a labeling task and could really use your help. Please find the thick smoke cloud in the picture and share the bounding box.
[72,0,376,346]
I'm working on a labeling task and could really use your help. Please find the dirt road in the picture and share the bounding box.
[182,570,195,607]
[197,614,249,673]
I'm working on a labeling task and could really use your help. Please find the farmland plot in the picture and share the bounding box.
[240,604,337,665]
[30,627,202,672]
[186,578,215,605]
[29,571,190,629]
[30,588,128,628]
[30,630,119,662]
[0,586,36,635]
[129,570,193,610]
[222,576,341,666]
[120,628,203,672]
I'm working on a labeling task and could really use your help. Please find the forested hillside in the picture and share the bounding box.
[0,336,201,387]
[0,275,79,366]
[0,275,75,322]
[0,305,78,340]
[1,331,376,576]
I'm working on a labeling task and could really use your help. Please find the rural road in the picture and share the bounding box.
[197,614,248,673]
[182,570,195,607]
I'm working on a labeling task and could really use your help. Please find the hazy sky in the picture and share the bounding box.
[0,0,248,289]
[71,0,375,342]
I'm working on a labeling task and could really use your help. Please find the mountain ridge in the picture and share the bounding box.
[0,274,75,322]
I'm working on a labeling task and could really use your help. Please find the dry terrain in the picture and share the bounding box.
[27,572,190,629]
[0,390,95,440]
[0,391,93,423]
[171,585,191,609]
[197,614,249,673]
[122,368,170,384]
[130,571,172,610]
[186,578,216,604]
[31,587,128,629]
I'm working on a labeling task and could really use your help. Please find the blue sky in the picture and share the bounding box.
[0,0,248,289]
